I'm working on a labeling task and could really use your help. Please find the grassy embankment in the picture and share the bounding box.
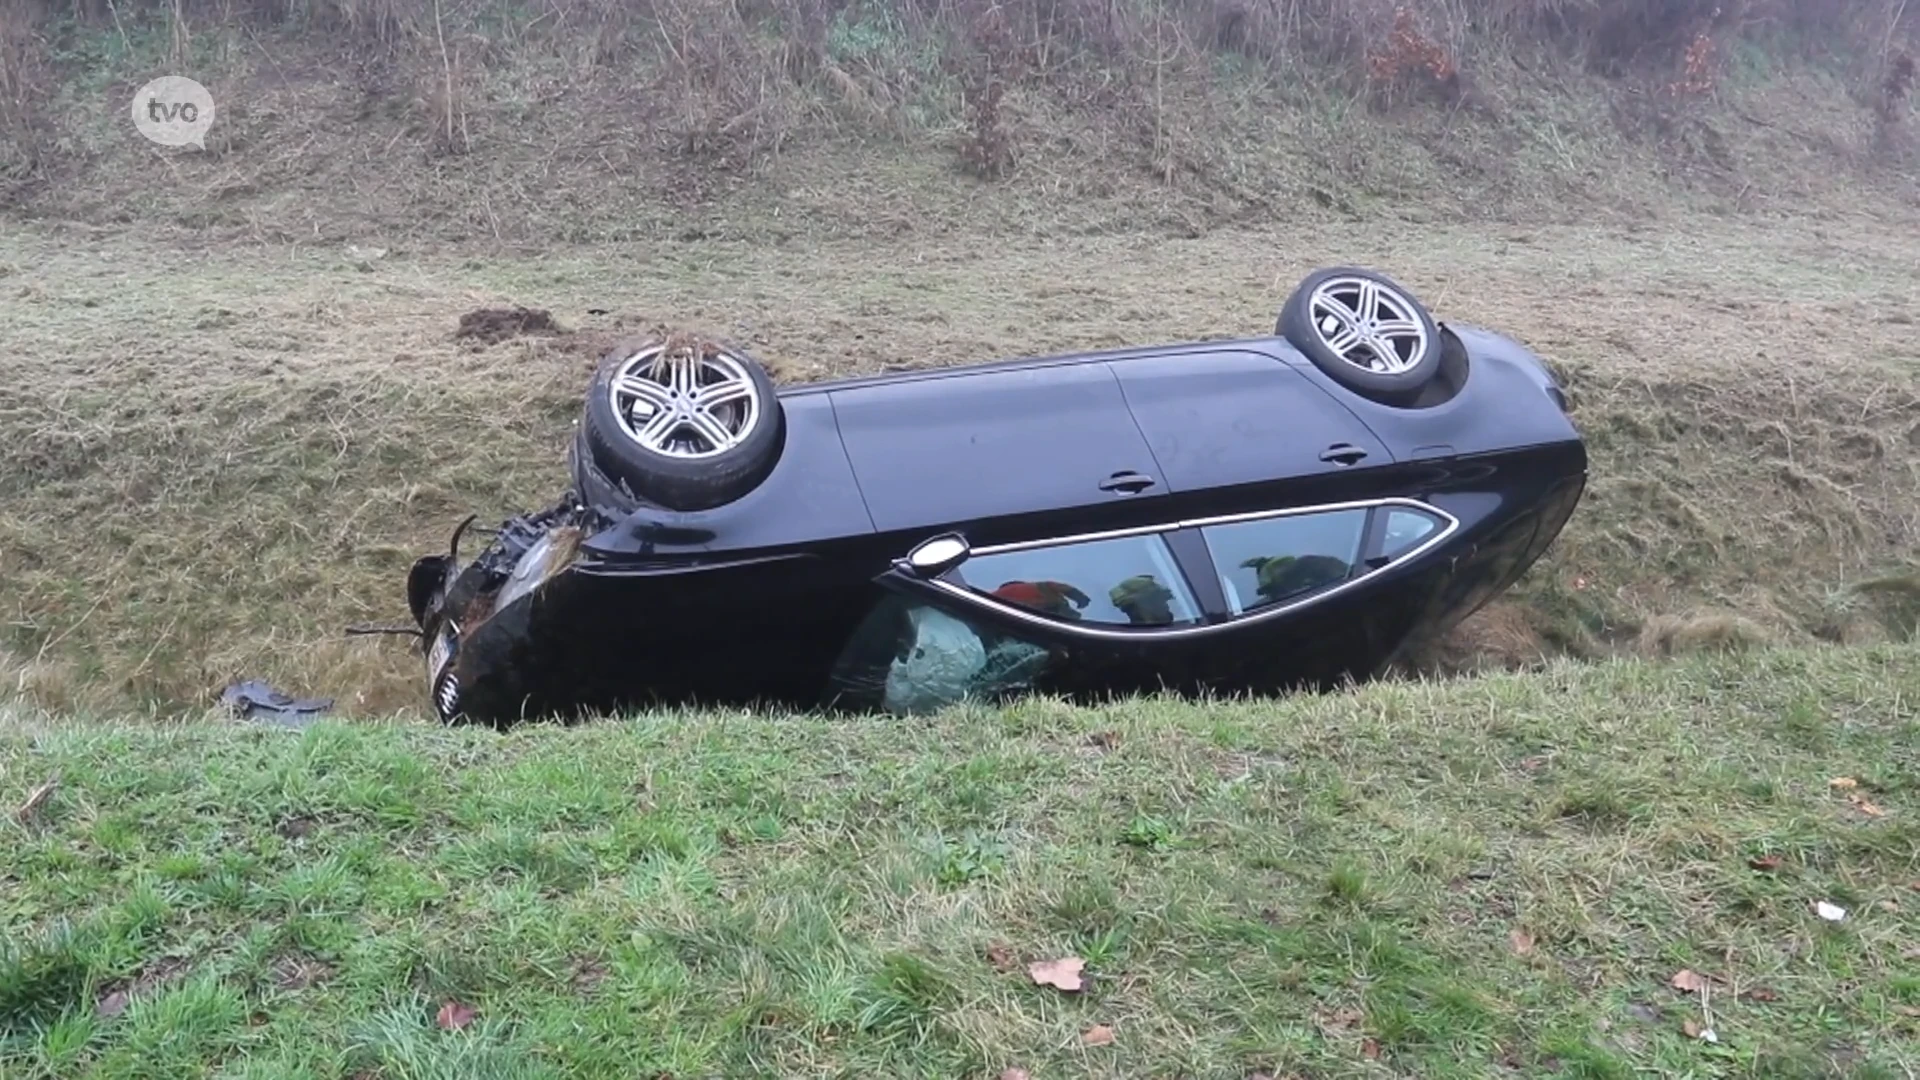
[4,643,1919,1078]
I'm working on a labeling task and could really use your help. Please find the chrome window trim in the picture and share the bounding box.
[913,497,1460,643]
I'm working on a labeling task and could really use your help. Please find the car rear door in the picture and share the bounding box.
[829,361,1171,540]
[1108,347,1398,514]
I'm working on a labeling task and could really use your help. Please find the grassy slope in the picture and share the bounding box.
[2,205,1917,716]
[4,643,1919,1079]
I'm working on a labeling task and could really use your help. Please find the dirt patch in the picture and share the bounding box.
[96,955,192,1017]
[276,813,318,839]
[454,306,562,345]
[570,956,609,995]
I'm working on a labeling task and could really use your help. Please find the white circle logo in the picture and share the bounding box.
[130,76,215,149]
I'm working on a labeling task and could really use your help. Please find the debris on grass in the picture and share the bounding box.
[14,772,58,823]
[1814,900,1847,922]
[219,680,334,727]
[1081,1024,1115,1047]
[1748,854,1783,871]
[1849,792,1887,817]
[435,1000,477,1030]
[1028,956,1085,992]
[1670,969,1713,993]
[1508,928,1536,955]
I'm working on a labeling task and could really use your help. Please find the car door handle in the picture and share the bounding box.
[1319,443,1369,466]
[1099,470,1157,495]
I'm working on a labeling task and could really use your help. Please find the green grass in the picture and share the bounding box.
[5,643,1918,1078]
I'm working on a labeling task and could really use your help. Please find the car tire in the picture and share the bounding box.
[578,334,785,512]
[1278,266,1443,404]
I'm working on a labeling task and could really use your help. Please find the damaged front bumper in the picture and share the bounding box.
[407,497,599,726]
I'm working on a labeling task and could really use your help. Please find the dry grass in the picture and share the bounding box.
[0,199,1914,718]
[2,0,1916,243]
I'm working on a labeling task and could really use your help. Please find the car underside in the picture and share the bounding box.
[401,267,1588,729]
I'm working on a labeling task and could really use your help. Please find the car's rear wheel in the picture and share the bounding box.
[579,334,785,512]
[1279,267,1442,404]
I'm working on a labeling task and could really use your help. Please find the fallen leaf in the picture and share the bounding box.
[1670,969,1711,993]
[95,990,129,1018]
[1361,1037,1382,1060]
[1814,900,1847,922]
[1028,956,1085,992]
[1897,1005,1920,1018]
[1830,777,1858,789]
[1509,928,1536,955]
[1744,986,1780,1002]
[1081,1024,1115,1047]
[1910,881,1920,892]
[1748,854,1783,872]
[1879,898,1900,912]
[435,1001,476,1030]
[1848,793,1886,817]
[999,1070,1032,1080]
[1682,1018,1703,1038]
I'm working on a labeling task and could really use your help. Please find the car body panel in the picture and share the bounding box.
[828,361,1169,535]
[1109,349,1395,495]
[1272,325,1580,461]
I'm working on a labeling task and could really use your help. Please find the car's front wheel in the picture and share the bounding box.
[578,334,785,512]
[1278,266,1442,404]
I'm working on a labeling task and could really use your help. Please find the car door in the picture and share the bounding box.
[833,495,1463,714]
[829,361,1171,542]
[1107,347,1400,515]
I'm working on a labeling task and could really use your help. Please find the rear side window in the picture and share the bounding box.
[953,533,1203,628]
[1379,506,1443,561]
[1201,508,1371,615]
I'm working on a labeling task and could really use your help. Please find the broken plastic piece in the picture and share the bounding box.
[219,680,334,727]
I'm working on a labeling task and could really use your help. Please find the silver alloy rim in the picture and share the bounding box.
[608,343,761,460]
[1306,276,1430,375]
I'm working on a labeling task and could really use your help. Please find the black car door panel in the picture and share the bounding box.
[1108,349,1395,495]
[830,362,1169,535]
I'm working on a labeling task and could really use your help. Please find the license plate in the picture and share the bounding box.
[427,624,456,681]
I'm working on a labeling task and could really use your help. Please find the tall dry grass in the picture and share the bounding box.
[2,0,1912,171]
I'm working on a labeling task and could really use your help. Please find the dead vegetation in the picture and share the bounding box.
[0,0,1914,242]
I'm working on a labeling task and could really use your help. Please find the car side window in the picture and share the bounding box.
[1202,507,1370,615]
[1379,506,1444,561]
[951,534,1203,627]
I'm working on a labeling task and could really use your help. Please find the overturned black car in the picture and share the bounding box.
[405,266,1586,728]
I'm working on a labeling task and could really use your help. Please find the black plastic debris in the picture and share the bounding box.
[219,680,334,728]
